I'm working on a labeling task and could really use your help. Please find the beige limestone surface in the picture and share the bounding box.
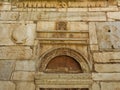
[0,1,120,90]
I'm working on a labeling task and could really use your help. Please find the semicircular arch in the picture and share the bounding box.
[36,47,91,73]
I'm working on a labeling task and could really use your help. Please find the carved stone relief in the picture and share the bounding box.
[56,21,67,30]
[96,22,120,50]
[36,48,91,72]
[0,23,36,45]
[12,0,116,8]
[52,21,67,38]
[11,24,27,44]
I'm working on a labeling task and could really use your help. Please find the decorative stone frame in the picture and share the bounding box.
[35,48,92,90]
[36,47,91,72]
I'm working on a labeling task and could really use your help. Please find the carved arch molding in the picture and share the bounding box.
[36,48,91,73]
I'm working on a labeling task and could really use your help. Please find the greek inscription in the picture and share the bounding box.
[12,0,112,8]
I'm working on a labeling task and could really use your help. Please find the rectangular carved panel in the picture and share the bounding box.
[56,21,67,30]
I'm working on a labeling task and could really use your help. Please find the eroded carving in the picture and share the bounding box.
[12,26,27,44]
[36,48,91,72]
[10,13,19,20]
[0,23,35,45]
[56,21,67,30]
[96,22,120,50]
[12,0,114,8]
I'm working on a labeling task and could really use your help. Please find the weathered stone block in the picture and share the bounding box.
[15,60,36,71]
[95,64,120,72]
[89,22,98,44]
[93,52,120,63]
[96,22,120,50]
[19,12,39,21]
[0,46,33,60]
[89,6,118,11]
[0,81,15,90]
[37,21,55,31]
[35,73,92,80]
[63,8,88,12]
[92,82,100,90]
[37,32,88,39]
[80,12,106,21]
[67,22,88,31]
[0,23,36,45]
[0,2,11,11]
[19,12,106,21]
[0,60,15,80]
[92,73,120,81]
[101,82,120,90]
[118,0,120,6]
[108,0,117,6]
[90,45,99,51]
[0,12,19,21]
[37,21,88,31]
[107,12,120,21]
[16,82,35,90]
[11,71,35,81]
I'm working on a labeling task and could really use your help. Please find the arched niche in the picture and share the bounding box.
[36,48,91,73]
[45,55,83,73]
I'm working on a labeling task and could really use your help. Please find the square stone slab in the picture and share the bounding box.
[96,22,120,50]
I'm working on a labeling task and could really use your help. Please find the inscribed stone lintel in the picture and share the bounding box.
[11,0,117,8]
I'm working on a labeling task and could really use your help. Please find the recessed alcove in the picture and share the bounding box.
[45,55,83,73]
[35,48,92,90]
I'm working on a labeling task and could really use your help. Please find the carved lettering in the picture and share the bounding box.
[12,0,115,8]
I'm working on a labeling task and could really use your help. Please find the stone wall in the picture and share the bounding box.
[0,0,120,90]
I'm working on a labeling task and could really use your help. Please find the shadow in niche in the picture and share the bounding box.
[44,55,83,73]
[40,88,89,90]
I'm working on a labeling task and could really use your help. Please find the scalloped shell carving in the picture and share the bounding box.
[12,28,27,44]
